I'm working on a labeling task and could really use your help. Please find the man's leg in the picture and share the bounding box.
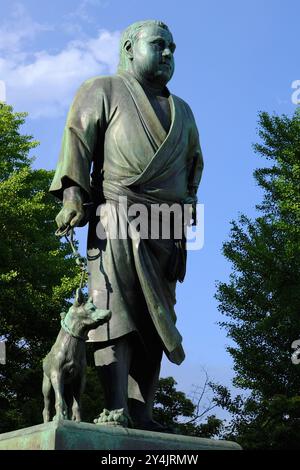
[93,334,133,425]
[128,334,164,430]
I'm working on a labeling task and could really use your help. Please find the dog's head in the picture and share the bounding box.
[66,289,111,331]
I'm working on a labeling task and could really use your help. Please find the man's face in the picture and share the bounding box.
[131,25,176,87]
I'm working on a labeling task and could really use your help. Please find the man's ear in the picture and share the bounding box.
[124,39,133,60]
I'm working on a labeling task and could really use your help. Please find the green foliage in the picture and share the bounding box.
[154,377,223,438]
[0,103,38,180]
[80,363,105,424]
[0,103,81,432]
[214,110,300,449]
[154,376,194,426]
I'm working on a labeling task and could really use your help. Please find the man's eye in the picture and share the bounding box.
[152,40,164,48]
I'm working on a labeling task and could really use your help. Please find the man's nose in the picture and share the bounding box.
[162,47,172,57]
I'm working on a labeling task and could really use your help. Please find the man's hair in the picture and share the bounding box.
[118,20,170,72]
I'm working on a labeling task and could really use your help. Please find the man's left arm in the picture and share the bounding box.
[187,123,204,225]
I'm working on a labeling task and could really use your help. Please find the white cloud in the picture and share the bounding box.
[0,80,6,101]
[0,2,120,118]
[0,30,120,118]
[0,3,52,52]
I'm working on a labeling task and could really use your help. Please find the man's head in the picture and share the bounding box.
[118,20,176,88]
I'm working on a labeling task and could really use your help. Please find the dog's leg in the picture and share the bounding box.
[42,373,52,423]
[72,374,86,423]
[51,371,66,421]
[64,384,73,420]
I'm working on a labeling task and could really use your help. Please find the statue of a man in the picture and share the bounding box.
[50,20,203,430]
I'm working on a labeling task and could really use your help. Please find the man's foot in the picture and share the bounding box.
[93,408,133,428]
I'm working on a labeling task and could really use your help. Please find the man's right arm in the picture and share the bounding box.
[49,77,110,229]
[55,185,85,230]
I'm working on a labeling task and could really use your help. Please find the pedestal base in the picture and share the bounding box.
[0,420,241,450]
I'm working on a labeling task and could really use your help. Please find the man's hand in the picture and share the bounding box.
[182,194,197,227]
[55,186,85,229]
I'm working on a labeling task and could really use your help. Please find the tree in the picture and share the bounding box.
[214,110,300,449]
[0,103,83,432]
[0,103,35,179]
[154,376,223,438]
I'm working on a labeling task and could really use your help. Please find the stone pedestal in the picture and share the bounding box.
[0,420,241,450]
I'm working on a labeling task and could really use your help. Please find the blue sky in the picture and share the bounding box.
[1,0,299,418]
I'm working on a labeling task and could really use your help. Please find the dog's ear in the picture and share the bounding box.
[60,311,67,320]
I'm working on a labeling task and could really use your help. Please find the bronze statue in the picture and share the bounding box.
[42,289,111,423]
[50,19,203,430]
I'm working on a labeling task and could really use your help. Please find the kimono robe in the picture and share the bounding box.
[50,71,203,365]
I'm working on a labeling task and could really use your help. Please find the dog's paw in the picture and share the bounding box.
[53,409,67,422]
[93,408,132,427]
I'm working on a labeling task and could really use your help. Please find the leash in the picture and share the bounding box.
[55,225,89,339]
[55,225,87,291]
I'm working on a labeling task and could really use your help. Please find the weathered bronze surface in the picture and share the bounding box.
[0,421,242,450]
[42,289,111,423]
[50,20,204,430]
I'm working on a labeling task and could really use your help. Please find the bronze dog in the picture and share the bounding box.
[42,290,111,423]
